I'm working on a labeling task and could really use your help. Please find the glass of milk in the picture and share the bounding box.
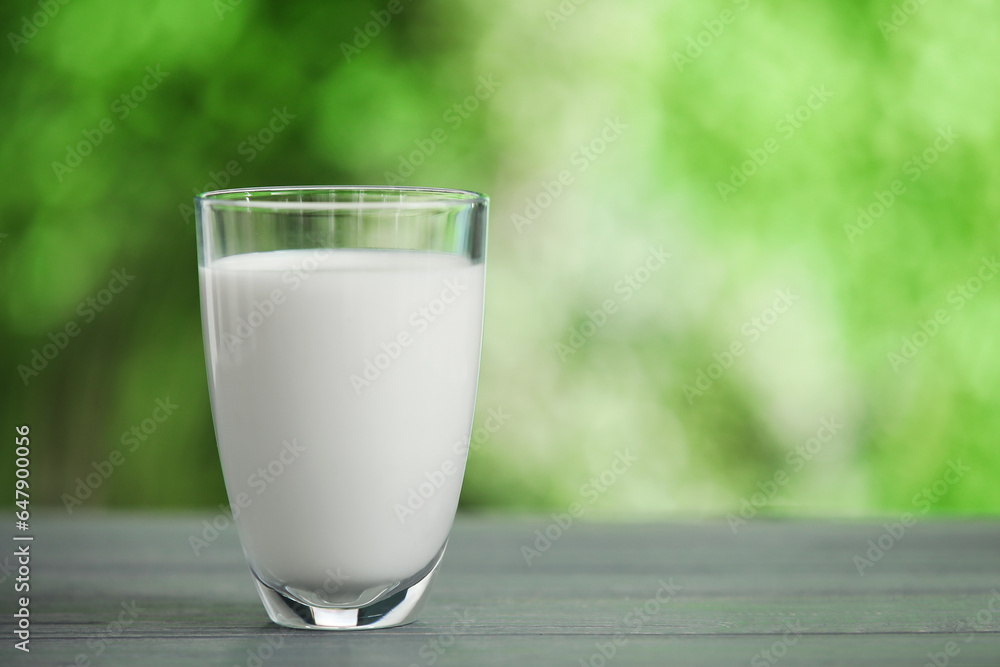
[195,186,487,630]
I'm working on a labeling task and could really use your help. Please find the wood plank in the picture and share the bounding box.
[3,513,999,665]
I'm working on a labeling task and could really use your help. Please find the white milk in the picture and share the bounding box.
[199,249,484,606]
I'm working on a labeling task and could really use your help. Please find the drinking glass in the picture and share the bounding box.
[196,186,487,629]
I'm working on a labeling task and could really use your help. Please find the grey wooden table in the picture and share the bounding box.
[3,514,1000,666]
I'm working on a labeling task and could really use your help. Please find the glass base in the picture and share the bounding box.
[251,555,443,630]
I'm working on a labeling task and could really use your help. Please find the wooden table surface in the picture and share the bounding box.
[4,514,1000,666]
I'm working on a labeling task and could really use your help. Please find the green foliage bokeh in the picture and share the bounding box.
[1,0,998,516]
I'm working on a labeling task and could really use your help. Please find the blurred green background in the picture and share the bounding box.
[2,0,998,517]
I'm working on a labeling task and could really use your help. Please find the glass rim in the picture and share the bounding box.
[195,185,488,211]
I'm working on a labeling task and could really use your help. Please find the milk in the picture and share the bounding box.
[199,249,484,607]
